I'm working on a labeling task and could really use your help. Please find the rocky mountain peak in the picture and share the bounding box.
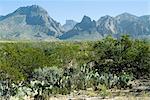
[0,5,64,39]
[0,5,149,40]
[97,15,117,35]
[97,15,114,24]
[76,15,96,30]
[81,15,92,24]
[116,12,138,21]
[13,5,48,16]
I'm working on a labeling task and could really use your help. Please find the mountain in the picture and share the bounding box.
[97,15,117,36]
[60,13,150,40]
[115,13,144,37]
[63,20,77,32]
[0,5,64,40]
[59,16,102,40]
[0,16,4,21]
[139,15,150,35]
[0,5,150,40]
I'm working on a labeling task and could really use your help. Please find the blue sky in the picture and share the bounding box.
[0,0,149,24]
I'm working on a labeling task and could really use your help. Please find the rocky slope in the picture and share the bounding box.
[0,5,150,40]
[0,5,64,40]
[60,13,150,40]
[59,16,101,40]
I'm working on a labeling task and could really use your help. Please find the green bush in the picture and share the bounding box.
[0,35,149,97]
[93,35,150,78]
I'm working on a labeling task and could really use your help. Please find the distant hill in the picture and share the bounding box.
[0,5,149,40]
[63,20,77,32]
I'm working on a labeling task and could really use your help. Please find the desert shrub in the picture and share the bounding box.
[0,36,149,97]
[0,42,93,82]
[93,35,150,78]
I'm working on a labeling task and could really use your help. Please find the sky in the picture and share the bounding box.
[0,0,149,24]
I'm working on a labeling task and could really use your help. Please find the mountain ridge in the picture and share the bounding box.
[0,5,149,40]
[60,13,150,40]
